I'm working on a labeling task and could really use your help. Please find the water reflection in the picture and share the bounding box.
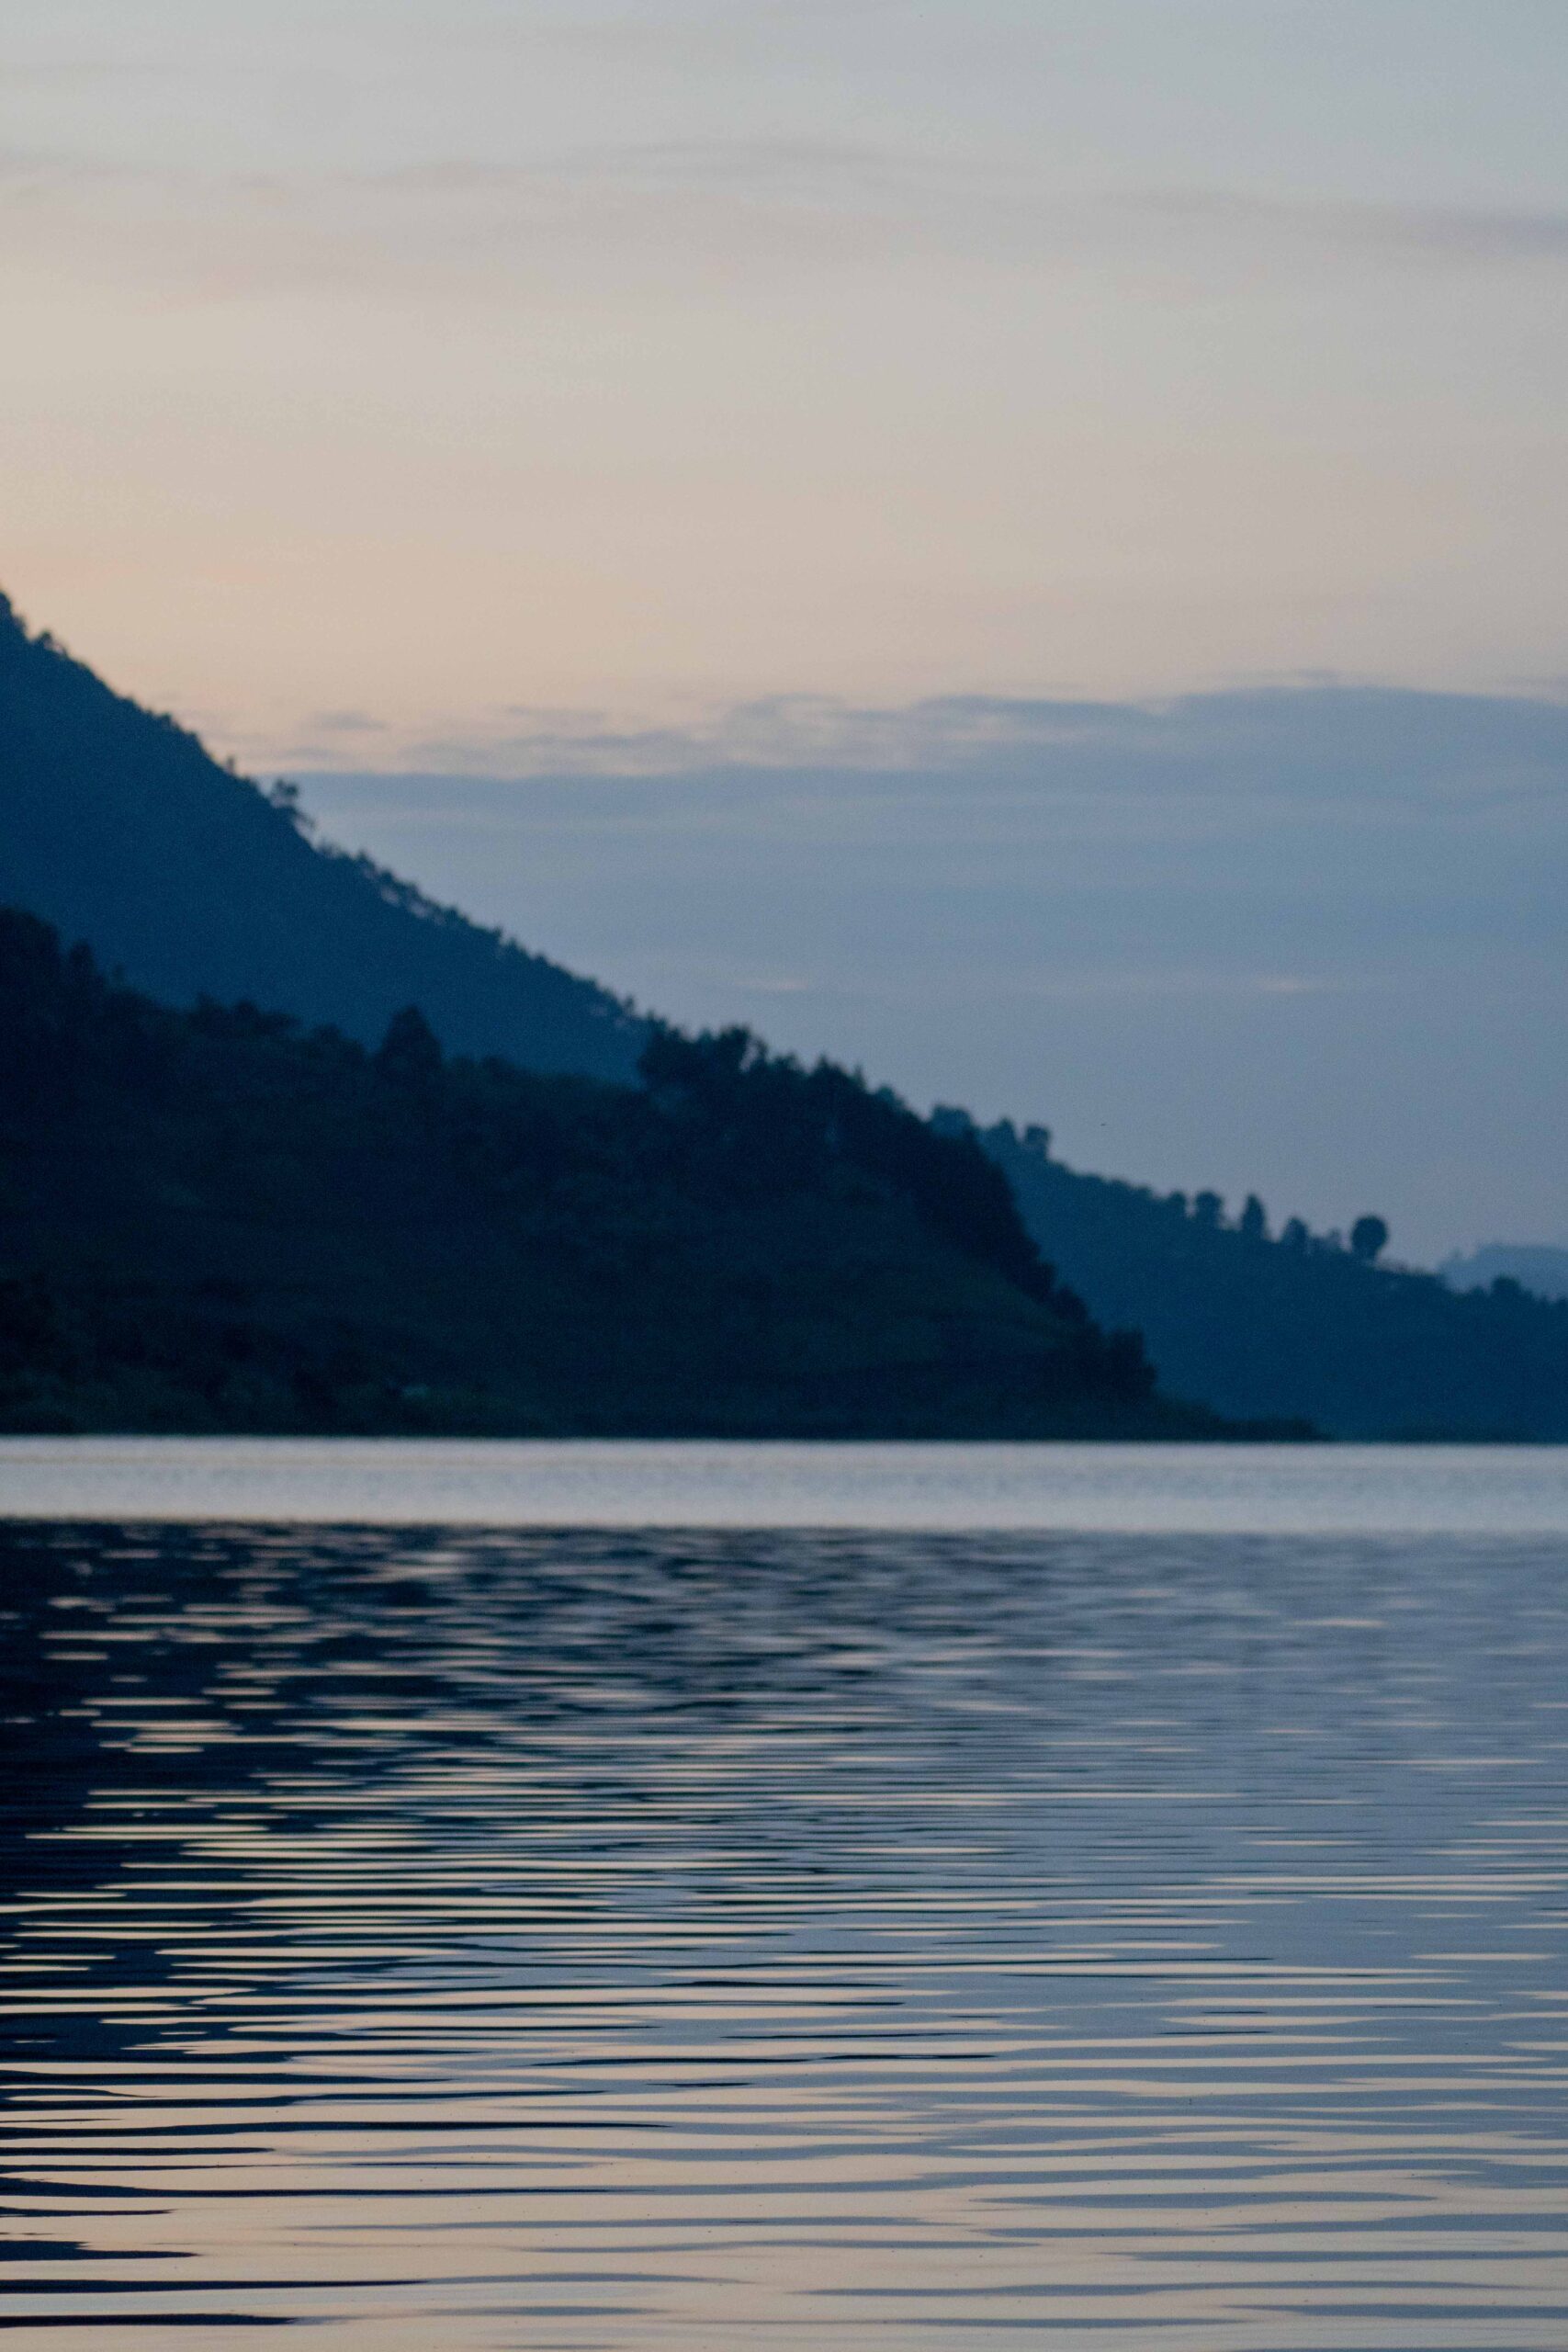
[2,1516,1567,2347]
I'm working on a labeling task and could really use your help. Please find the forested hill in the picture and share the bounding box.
[0,595,642,1081]
[0,907,1237,1439]
[981,1120,1568,1441]
[1443,1245,1568,1304]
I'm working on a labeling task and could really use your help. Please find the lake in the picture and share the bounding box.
[2,1442,1566,2348]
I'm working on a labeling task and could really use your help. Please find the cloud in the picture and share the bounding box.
[6,127,1568,307]
[0,60,162,87]
[306,709,386,733]
[1133,187,1568,269]
[336,155,1568,285]
[289,684,1568,810]
[375,137,946,207]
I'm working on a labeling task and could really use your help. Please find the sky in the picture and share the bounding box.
[298,685,1567,1265]
[4,1,1566,1258]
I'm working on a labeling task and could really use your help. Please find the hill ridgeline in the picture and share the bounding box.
[3,587,1562,1441]
[978,1118,1568,1442]
[0,594,643,1080]
[0,907,1235,1439]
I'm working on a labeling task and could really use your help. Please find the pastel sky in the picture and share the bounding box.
[4,1,1565,1255]
[8,0,1568,747]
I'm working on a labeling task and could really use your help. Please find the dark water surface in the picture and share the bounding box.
[2,1450,1567,2348]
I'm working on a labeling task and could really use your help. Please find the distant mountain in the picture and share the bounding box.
[981,1122,1568,1441]
[0,594,643,1080]
[6,588,1559,1441]
[1441,1245,1568,1305]
[0,908,1256,1439]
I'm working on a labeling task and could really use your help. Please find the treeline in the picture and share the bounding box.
[982,1120,1568,1440]
[0,909,1233,1439]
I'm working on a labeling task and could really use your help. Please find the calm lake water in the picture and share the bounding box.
[2,1443,1566,2349]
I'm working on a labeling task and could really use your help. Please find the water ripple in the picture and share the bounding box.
[1,1506,1566,2347]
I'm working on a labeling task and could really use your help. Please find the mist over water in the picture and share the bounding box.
[2,1447,1567,2347]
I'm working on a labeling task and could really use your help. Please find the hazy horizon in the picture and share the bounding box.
[291,676,1566,1266]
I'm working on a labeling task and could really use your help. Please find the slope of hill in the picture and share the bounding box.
[5,590,1557,1441]
[1442,1245,1568,1305]
[981,1121,1568,1441]
[0,595,642,1080]
[0,909,1242,1439]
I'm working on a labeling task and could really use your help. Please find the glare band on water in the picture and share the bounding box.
[1,1436,1566,1532]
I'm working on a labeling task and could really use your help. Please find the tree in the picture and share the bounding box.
[1192,1191,1224,1230]
[1238,1194,1268,1244]
[375,1004,443,1085]
[1350,1214,1390,1264]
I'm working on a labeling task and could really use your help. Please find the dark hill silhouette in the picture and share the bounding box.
[5,589,1559,1442]
[1442,1244,1568,1305]
[979,1119,1568,1441]
[0,908,1252,1439]
[0,595,642,1080]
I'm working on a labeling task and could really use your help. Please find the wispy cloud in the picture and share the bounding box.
[6,130,1568,305]
[307,709,386,734]
[1133,187,1568,268]
[284,683,1568,797]
[0,59,163,87]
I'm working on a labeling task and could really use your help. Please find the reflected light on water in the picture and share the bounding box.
[0,1454,1566,2346]
[3,1438,1568,1532]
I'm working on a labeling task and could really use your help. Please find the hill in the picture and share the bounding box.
[0,908,1245,1439]
[0,595,642,1080]
[4,589,1557,1441]
[1442,1245,1568,1305]
[980,1120,1568,1441]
